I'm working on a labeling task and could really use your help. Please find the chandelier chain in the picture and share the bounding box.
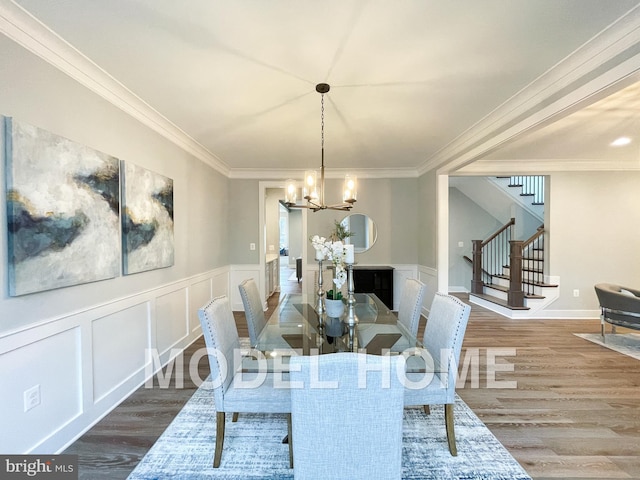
[320,93,325,151]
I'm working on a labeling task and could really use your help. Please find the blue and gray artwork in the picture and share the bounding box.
[5,117,120,296]
[121,162,174,275]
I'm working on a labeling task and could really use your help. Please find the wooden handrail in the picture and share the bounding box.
[481,218,515,247]
[523,224,544,247]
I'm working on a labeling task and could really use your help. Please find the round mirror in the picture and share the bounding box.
[341,214,377,253]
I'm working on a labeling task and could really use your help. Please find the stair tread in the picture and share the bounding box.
[485,283,548,297]
[470,292,530,310]
[490,277,557,288]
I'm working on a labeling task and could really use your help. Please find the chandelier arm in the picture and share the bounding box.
[285,83,357,213]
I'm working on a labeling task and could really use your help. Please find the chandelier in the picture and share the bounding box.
[284,83,357,212]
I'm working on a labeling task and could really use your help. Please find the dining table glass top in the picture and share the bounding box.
[245,293,432,373]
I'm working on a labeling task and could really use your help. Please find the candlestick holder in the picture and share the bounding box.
[345,263,358,326]
[316,259,325,315]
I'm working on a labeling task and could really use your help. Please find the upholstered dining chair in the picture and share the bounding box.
[238,278,267,345]
[397,278,427,337]
[404,292,471,456]
[290,353,404,480]
[198,295,292,468]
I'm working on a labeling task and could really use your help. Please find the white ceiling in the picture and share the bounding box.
[9,0,640,176]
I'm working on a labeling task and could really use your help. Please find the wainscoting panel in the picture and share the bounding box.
[418,265,438,317]
[392,264,419,311]
[155,288,189,357]
[0,267,230,454]
[0,327,82,453]
[91,303,150,403]
[189,278,212,333]
[230,265,260,311]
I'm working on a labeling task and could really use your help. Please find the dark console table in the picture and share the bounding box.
[352,266,394,310]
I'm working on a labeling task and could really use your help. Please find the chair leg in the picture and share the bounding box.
[287,413,294,468]
[214,412,225,468]
[423,405,431,415]
[232,412,239,422]
[444,403,457,456]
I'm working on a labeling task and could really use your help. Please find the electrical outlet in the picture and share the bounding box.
[269,245,274,251]
[249,243,256,251]
[24,385,40,412]
[573,289,580,297]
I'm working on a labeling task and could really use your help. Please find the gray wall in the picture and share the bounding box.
[0,35,228,335]
[418,169,437,268]
[229,177,421,266]
[288,209,302,264]
[0,35,230,453]
[448,187,502,290]
[548,171,640,310]
[227,179,259,264]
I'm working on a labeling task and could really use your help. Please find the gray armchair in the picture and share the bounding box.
[198,295,292,468]
[397,278,427,337]
[290,353,404,480]
[403,292,471,456]
[594,283,640,341]
[238,278,267,345]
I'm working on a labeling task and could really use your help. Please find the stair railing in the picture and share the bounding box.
[471,218,515,296]
[520,226,545,296]
[508,175,545,205]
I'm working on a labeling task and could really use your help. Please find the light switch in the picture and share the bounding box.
[458,241,464,248]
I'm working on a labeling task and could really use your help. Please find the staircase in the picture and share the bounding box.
[469,215,559,318]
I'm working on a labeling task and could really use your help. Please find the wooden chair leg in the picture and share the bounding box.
[214,411,225,467]
[444,403,457,456]
[232,412,239,422]
[423,405,431,415]
[287,413,293,468]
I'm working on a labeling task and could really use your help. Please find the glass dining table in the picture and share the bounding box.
[242,293,431,374]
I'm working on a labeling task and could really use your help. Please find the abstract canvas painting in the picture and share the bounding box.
[121,161,174,275]
[5,117,120,296]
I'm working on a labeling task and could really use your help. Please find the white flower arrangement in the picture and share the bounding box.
[310,235,348,291]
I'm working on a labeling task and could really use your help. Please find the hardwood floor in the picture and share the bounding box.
[64,289,640,479]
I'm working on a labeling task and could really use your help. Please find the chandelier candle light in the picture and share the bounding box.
[284,83,358,212]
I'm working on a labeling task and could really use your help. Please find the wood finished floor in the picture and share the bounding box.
[64,275,640,479]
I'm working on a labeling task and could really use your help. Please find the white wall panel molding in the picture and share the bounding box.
[155,289,189,358]
[418,265,438,318]
[0,267,229,454]
[91,303,150,404]
[0,327,82,453]
[230,265,260,311]
[390,264,419,312]
[0,1,229,176]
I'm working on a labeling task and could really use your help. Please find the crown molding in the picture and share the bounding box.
[453,158,640,175]
[228,166,419,180]
[0,0,230,176]
[418,4,640,177]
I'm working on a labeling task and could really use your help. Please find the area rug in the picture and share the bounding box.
[574,332,640,361]
[127,383,531,480]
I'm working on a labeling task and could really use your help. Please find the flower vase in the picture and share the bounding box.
[325,299,345,318]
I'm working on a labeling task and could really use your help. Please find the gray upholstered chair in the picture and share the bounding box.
[238,278,267,345]
[404,292,471,456]
[397,278,427,337]
[290,353,404,480]
[594,283,640,341]
[198,295,292,468]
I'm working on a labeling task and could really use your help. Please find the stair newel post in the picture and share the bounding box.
[471,239,484,294]
[508,240,525,307]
